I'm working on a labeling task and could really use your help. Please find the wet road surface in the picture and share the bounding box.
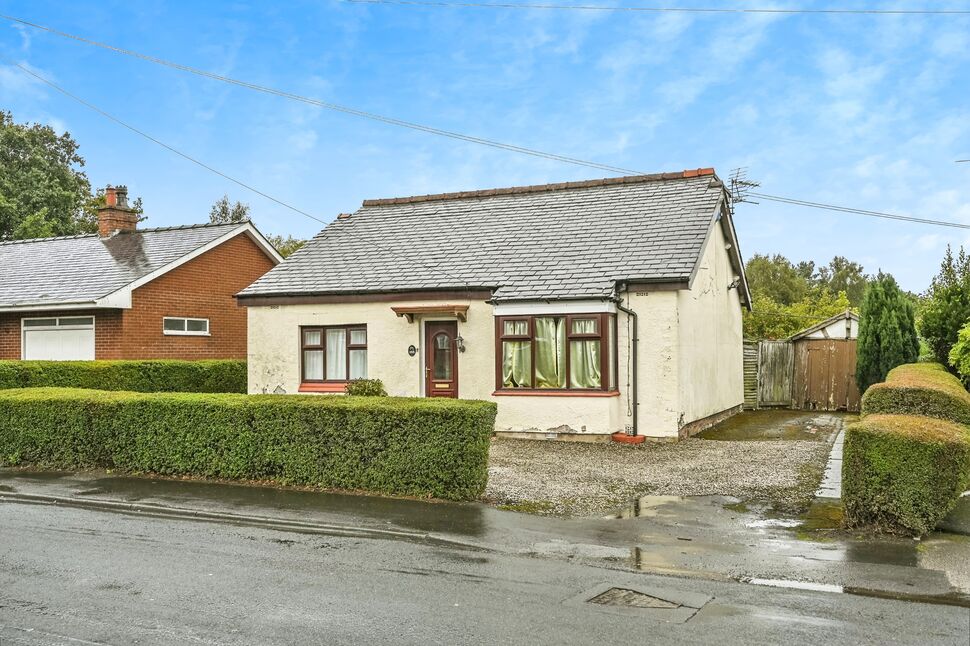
[1,481,970,644]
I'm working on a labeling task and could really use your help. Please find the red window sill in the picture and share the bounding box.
[298,382,347,393]
[492,389,620,398]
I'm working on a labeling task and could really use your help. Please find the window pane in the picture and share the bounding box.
[608,320,616,390]
[569,340,602,388]
[534,317,565,388]
[186,319,208,333]
[350,329,367,345]
[163,318,186,331]
[58,317,94,327]
[503,320,528,336]
[432,333,452,380]
[303,350,324,380]
[502,341,532,388]
[326,329,347,380]
[571,318,598,335]
[349,349,367,379]
[23,318,57,328]
[303,329,322,346]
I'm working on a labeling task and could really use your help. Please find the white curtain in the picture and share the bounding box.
[349,349,367,379]
[326,329,347,380]
[303,350,324,380]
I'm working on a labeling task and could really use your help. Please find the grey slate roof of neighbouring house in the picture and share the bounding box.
[238,170,747,303]
[0,222,247,309]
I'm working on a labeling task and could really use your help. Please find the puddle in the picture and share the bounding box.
[0,484,15,493]
[746,578,843,593]
[697,410,844,442]
[745,518,801,529]
[744,577,970,607]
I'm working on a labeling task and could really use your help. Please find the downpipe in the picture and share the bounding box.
[615,287,638,437]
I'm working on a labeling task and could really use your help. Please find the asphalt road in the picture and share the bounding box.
[1,500,968,645]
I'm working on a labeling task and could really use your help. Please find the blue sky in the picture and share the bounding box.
[1,1,968,292]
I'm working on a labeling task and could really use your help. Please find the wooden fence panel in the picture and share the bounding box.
[757,341,794,406]
[743,342,759,409]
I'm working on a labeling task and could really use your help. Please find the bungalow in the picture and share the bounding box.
[0,186,281,361]
[237,169,751,440]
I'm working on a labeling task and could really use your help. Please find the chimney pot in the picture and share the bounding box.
[97,183,138,238]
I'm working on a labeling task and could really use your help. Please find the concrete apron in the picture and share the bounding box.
[2,469,969,608]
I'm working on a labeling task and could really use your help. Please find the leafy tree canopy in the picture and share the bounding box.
[209,194,251,224]
[744,289,851,340]
[0,111,98,239]
[742,252,870,339]
[919,245,970,366]
[209,195,305,258]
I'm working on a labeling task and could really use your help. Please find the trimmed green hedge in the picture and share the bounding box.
[0,360,247,393]
[0,388,496,501]
[843,414,970,535]
[861,362,970,426]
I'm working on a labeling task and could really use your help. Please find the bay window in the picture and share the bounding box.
[301,325,367,383]
[496,314,616,392]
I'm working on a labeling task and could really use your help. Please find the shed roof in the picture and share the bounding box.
[0,221,276,310]
[238,169,747,303]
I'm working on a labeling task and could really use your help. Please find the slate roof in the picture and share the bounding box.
[239,170,732,302]
[0,222,247,309]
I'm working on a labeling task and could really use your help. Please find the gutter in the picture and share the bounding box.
[614,285,638,436]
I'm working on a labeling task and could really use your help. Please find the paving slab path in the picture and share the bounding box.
[815,423,846,499]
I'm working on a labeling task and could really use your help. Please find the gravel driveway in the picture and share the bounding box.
[486,412,844,517]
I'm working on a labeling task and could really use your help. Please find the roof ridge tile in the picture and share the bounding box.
[360,169,716,207]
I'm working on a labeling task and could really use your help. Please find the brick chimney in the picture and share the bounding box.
[98,185,138,237]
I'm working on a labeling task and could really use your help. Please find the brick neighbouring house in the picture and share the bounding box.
[0,186,282,360]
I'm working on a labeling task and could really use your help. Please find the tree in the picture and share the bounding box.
[744,254,810,305]
[743,289,851,340]
[816,256,869,306]
[267,234,305,259]
[856,273,920,391]
[0,111,97,239]
[209,195,250,223]
[919,245,970,366]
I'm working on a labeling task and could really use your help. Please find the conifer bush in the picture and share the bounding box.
[855,273,919,393]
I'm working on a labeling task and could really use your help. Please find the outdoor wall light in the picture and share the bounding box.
[728,276,741,290]
[455,336,466,353]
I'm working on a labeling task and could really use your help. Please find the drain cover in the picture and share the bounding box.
[588,587,681,609]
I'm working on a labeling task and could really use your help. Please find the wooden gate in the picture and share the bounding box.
[757,341,794,407]
[791,339,860,412]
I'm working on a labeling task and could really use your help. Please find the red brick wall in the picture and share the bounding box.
[117,233,276,359]
[0,233,276,361]
[0,309,122,360]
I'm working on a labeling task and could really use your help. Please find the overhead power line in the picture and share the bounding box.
[3,13,969,232]
[5,60,472,287]
[342,0,970,14]
[749,193,970,230]
[0,13,638,178]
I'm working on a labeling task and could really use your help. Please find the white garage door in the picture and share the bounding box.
[22,317,96,361]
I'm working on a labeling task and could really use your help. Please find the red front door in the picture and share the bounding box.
[425,321,458,398]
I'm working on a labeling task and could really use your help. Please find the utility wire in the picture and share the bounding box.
[0,13,639,178]
[6,60,472,287]
[749,192,970,230]
[4,13,970,232]
[341,0,970,14]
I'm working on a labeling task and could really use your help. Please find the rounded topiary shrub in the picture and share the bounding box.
[843,413,970,536]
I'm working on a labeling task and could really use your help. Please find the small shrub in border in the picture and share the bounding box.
[843,414,970,535]
[345,378,388,397]
[861,362,970,426]
[0,360,247,394]
[0,387,496,501]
